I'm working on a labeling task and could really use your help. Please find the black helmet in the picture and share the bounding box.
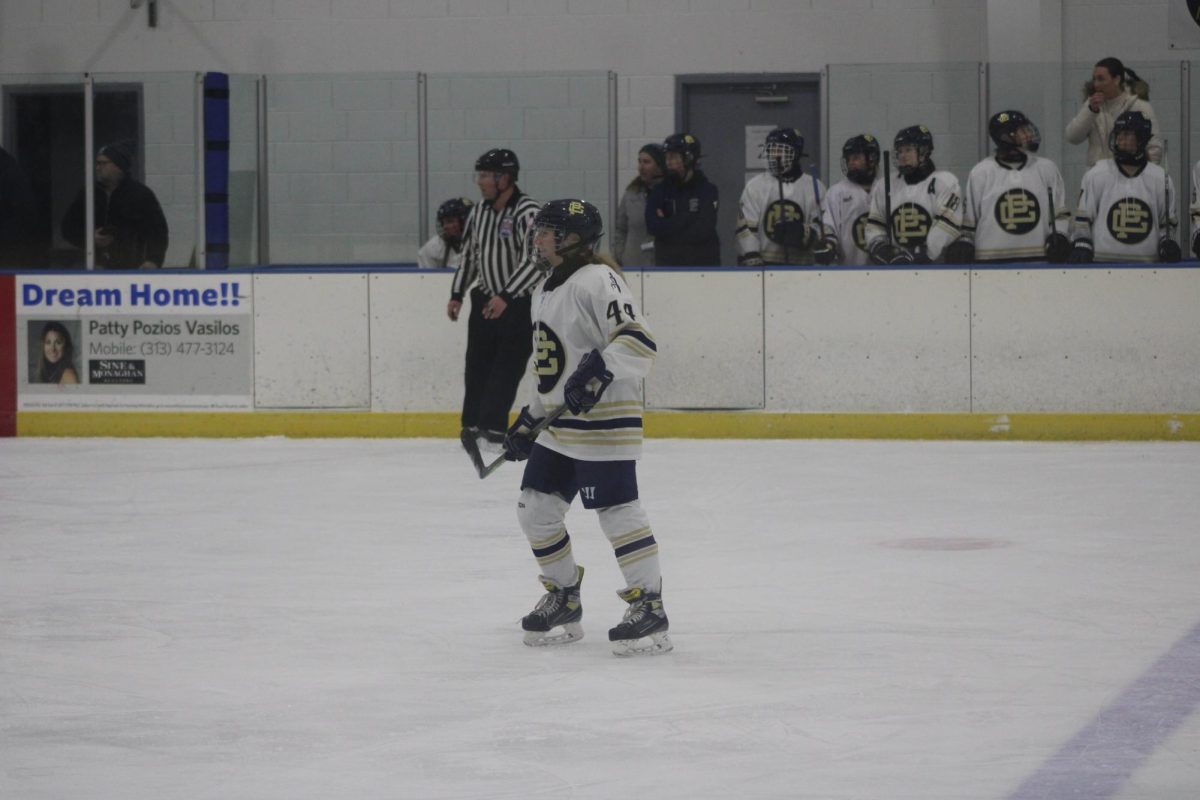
[475,148,520,179]
[1109,111,1152,166]
[764,127,806,180]
[841,134,880,185]
[531,199,605,270]
[436,196,473,225]
[893,125,934,177]
[989,110,1039,157]
[663,132,702,168]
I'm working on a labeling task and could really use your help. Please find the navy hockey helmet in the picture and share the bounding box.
[475,148,520,179]
[893,125,934,176]
[663,132,702,168]
[764,127,806,179]
[436,196,473,225]
[841,134,881,184]
[531,198,605,270]
[989,110,1039,156]
[1108,111,1152,166]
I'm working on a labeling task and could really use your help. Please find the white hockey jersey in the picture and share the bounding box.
[527,262,656,462]
[736,171,826,265]
[1072,159,1176,263]
[864,169,962,261]
[961,156,1068,261]
[1189,160,1200,246]
[415,235,461,269]
[820,178,873,266]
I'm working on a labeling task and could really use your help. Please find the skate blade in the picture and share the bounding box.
[523,622,584,647]
[611,631,673,657]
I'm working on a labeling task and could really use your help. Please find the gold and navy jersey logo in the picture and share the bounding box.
[993,188,1041,234]
[891,202,931,245]
[764,199,806,245]
[534,321,566,393]
[853,212,870,252]
[1106,197,1153,244]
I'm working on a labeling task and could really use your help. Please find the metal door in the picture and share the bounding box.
[678,75,821,267]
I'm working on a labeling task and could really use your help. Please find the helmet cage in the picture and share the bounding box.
[531,200,604,271]
[765,141,798,178]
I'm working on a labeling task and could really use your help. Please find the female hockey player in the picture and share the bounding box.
[501,198,670,657]
[951,110,1071,263]
[863,125,962,264]
[1068,111,1179,264]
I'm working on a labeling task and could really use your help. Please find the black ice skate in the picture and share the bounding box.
[609,586,673,657]
[521,566,584,647]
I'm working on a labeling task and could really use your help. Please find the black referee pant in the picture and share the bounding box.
[461,287,533,436]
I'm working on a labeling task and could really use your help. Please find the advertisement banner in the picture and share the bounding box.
[16,274,252,410]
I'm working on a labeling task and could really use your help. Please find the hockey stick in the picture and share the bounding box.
[883,149,894,246]
[474,404,571,480]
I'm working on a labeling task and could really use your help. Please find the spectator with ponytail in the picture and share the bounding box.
[1066,57,1162,167]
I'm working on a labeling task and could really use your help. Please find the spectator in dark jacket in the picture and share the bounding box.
[645,133,720,266]
[62,142,168,269]
[0,145,35,268]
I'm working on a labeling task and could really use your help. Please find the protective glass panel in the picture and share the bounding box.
[826,63,982,188]
[0,73,86,269]
[226,74,260,267]
[266,73,420,265]
[89,71,196,269]
[425,71,611,252]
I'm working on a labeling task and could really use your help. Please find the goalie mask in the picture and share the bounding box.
[893,125,934,178]
[531,199,604,271]
[989,110,1039,159]
[764,127,806,181]
[1108,110,1152,167]
[841,134,880,186]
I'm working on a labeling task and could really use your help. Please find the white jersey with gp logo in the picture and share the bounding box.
[820,178,873,266]
[736,171,826,264]
[962,155,1069,261]
[529,263,657,462]
[864,169,962,261]
[1073,159,1176,262]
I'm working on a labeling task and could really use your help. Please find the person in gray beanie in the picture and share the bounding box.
[62,141,168,269]
[612,143,665,267]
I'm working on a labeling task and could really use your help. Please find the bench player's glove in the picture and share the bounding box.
[1158,238,1182,263]
[1192,232,1200,260]
[1066,244,1093,263]
[869,241,913,266]
[1045,232,1071,263]
[812,236,840,266]
[943,239,975,264]
[503,406,543,462]
[563,349,614,415]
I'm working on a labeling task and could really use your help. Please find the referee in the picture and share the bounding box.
[446,148,541,459]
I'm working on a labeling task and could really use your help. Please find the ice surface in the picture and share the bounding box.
[2,437,1199,799]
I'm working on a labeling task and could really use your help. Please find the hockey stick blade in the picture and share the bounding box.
[460,428,487,476]
[476,405,570,480]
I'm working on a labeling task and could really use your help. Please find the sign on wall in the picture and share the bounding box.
[1169,1,1200,48]
[16,275,253,410]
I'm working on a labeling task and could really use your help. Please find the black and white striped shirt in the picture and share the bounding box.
[449,189,541,302]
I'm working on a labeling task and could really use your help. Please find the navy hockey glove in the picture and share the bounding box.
[812,236,840,266]
[737,252,765,267]
[563,349,614,415]
[1158,238,1182,263]
[1045,232,1072,263]
[772,219,811,249]
[503,406,543,462]
[869,241,901,265]
[1066,244,1093,263]
[943,239,974,264]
